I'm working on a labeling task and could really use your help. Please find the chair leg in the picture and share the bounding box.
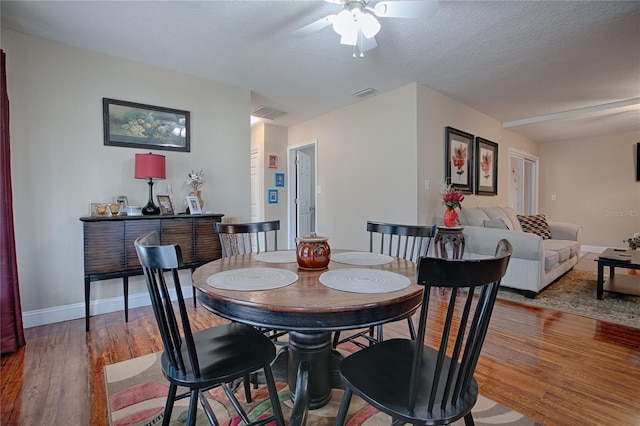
[243,373,253,403]
[407,317,416,340]
[263,364,285,426]
[186,389,199,426]
[198,389,219,426]
[335,386,353,425]
[162,384,178,426]
[332,331,341,348]
[464,412,475,426]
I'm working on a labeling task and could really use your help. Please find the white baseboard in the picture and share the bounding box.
[581,245,610,254]
[22,286,191,329]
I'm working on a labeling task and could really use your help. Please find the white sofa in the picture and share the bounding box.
[457,206,582,297]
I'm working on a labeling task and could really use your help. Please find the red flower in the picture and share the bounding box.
[441,184,464,209]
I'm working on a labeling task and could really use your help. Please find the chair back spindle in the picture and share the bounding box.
[335,239,512,425]
[368,221,436,262]
[409,239,512,415]
[135,231,200,378]
[215,220,280,257]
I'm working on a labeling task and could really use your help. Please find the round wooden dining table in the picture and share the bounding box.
[191,250,423,409]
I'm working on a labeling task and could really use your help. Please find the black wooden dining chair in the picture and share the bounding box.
[215,220,280,257]
[333,221,437,349]
[335,239,512,426]
[214,220,287,340]
[134,231,286,426]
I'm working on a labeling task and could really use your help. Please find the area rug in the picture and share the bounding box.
[105,352,538,426]
[496,269,640,329]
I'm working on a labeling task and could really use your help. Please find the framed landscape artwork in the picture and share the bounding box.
[475,137,498,195]
[103,98,190,152]
[445,127,474,194]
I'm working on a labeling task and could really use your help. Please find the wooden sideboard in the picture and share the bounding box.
[80,213,224,331]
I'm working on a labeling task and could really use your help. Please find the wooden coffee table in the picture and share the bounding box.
[596,248,640,299]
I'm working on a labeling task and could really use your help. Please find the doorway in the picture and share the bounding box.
[509,148,539,214]
[288,140,317,248]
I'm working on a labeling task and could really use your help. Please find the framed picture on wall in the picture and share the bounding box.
[268,189,278,204]
[475,137,498,195]
[103,98,190,152]
[445,127,474,194]
[268,154,279,169]
[275,173,285,187]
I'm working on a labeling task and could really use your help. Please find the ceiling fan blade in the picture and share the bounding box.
[372,1,438,19]
[294,15,335,36]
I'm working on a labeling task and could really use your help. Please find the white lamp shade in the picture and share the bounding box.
[359,13,381,38]
[332,9,352,35]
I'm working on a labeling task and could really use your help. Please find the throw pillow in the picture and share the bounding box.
[517,214,552,239]
[483,219,510,230]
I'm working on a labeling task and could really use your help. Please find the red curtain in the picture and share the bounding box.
[0,49,25,354]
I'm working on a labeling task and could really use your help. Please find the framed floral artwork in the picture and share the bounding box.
[103,98,190,152]
[475,137,498,195]
[445,127,474,194]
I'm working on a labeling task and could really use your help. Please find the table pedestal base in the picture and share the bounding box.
[288,331,333,409]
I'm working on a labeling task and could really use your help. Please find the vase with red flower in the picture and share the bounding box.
[441,184,464,228]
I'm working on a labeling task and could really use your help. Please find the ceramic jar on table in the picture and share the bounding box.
[296,233,331,269]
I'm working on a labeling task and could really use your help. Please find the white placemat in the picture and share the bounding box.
[206,268,298,291]
[254,250,298,263]
[330,252,394,266]
[319,268,410,293]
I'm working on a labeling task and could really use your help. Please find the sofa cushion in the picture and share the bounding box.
[544,239,580,259]
[501,207,523,232]
[482,207,516,230]
[518,214,552,239]
[459,208,491,227]
[544,250,560,271]
[484,218,510,230]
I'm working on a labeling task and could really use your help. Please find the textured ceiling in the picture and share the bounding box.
[2,0,639,142]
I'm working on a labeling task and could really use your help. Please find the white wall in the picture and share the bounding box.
[288,84,418,251]
[288,83,539,251]
[540,131,640,248]
[416,84,539,224]
[4,29,251,325]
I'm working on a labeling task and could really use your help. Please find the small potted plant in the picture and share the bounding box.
[624,236,640,250]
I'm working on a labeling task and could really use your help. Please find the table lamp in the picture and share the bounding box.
[134,152,166,215]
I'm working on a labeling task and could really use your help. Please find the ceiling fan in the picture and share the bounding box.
[295,0,437,58]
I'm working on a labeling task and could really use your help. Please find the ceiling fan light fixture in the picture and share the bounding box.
[332,9,353,35]
[341,31,358,46]
[332,5,380,40]
[359,12,380,38]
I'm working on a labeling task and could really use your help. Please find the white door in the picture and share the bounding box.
[250,148,260,222]
[296,150,312,238]
[509,149,539,214]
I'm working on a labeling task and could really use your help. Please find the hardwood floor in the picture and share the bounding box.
[2,259,639,425]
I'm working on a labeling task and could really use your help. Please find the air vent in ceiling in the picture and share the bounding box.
[352,88,378,98]
[250,106,287,120]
